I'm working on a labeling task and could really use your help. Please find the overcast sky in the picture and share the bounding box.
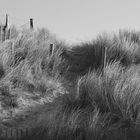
[0,0,140,43]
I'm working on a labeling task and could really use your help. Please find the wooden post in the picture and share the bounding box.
[104,46,107,69]
[101,46,107,75]
[30,18,33,29]
[2,14,8,42]
[0,26,1,42]
[5,14,8,29]
[49,44,53,56]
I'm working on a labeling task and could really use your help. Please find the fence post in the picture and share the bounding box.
[0,26,1,42]
[2,14,8,42]
[49,44,54,56]
[30,18,33,29]
[104,46,107,69]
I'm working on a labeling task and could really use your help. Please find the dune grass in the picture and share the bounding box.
[23,62,140,140]
[0,28,140,139]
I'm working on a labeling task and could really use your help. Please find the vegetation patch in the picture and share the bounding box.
[0,28,140,139]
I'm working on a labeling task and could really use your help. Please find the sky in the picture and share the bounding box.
[0,0,140,43]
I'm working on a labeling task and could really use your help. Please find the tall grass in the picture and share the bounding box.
[1,29,140,139]
[62,30,140,76]
[19,62,140,140]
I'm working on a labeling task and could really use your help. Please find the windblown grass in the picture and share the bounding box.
[0,28,140,140]
[22,62,140,140]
